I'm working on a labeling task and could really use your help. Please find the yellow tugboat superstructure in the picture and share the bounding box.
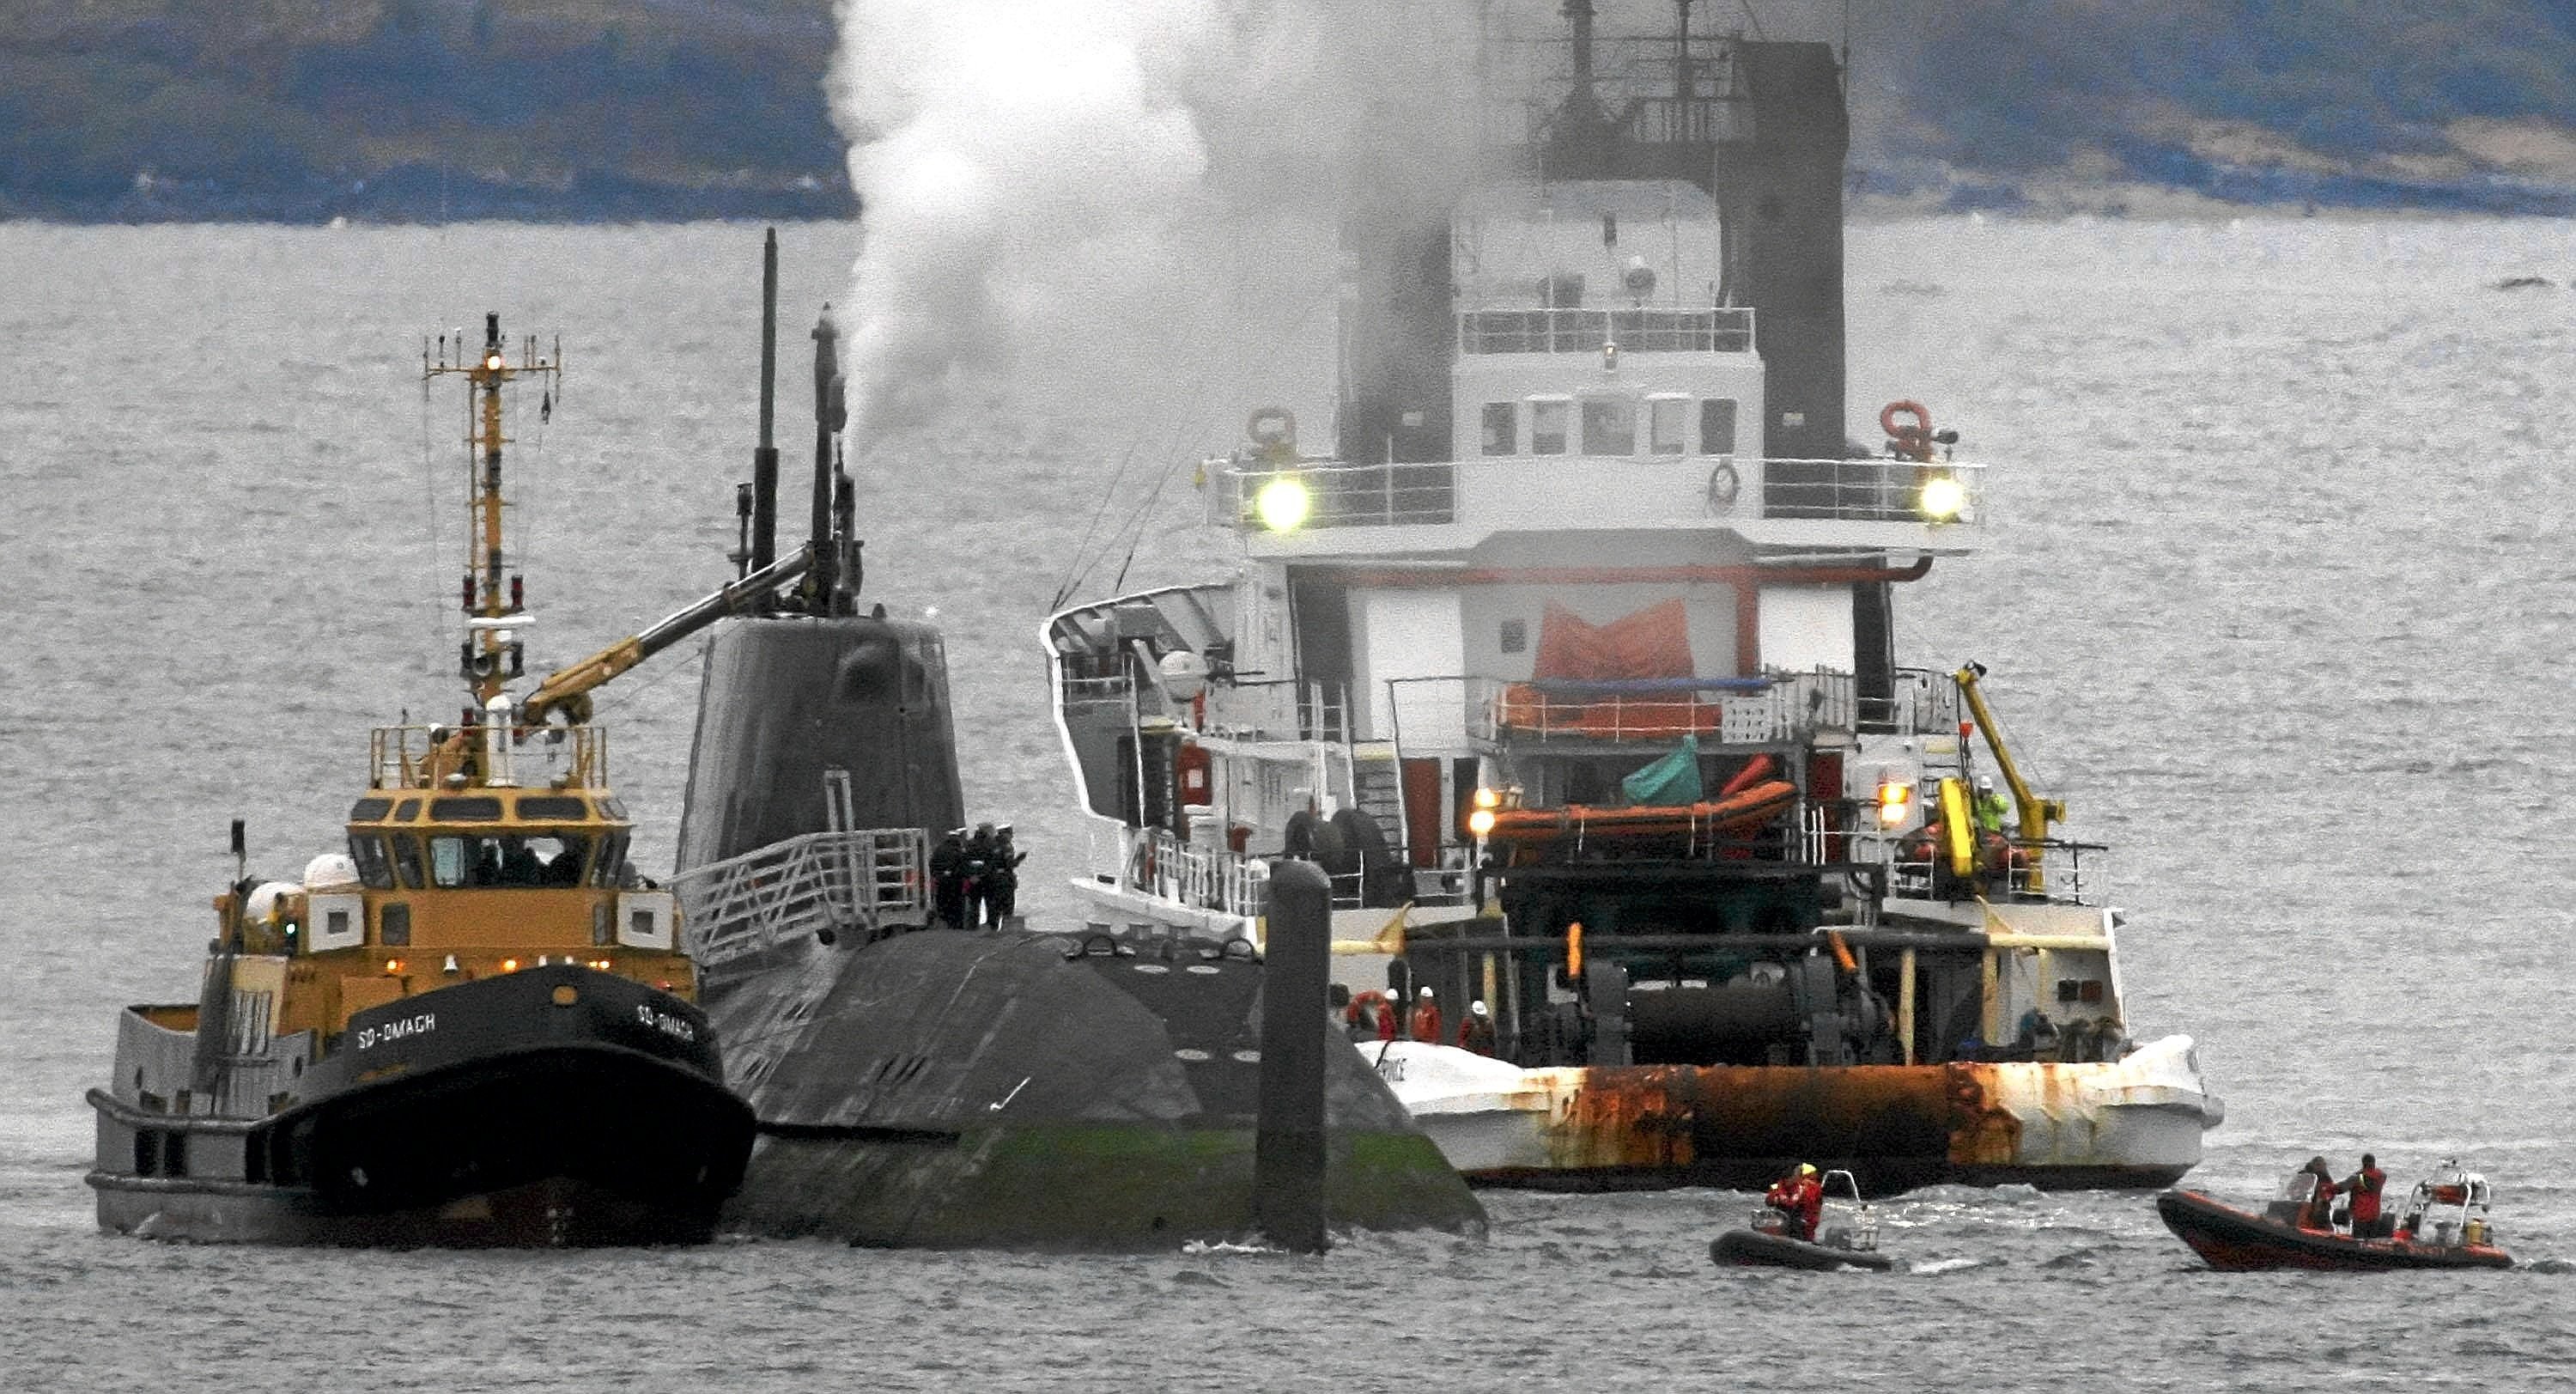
[88,314,756,1246]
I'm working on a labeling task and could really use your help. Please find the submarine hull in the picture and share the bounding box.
[677,616,1481,1250]
[704,928,1479,1249]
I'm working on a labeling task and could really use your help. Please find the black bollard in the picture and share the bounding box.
[1254,858,1331,1253]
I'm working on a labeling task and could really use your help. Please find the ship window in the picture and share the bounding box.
[1479,402,1516,456]
[1529,399,1569,455]
[429,836,471,888]
[348,797,392,822]
[1580,398,1635,456]
[1500,618,1527,654]
[517,795,589,820]
[1649,399,1687,456]
[392,836,426,890]
[598,795,629,820]
[347,834,396,890]
[380,902,410,947]
[1700,398,1739,454]
[428,833,592,888]
[393,800,420,822]
[591,830,633,888]
[430,796,505,822]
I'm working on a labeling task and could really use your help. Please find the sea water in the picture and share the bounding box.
[1,217,2571,1391]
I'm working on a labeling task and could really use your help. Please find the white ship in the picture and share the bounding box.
[1040,3,2220,1193]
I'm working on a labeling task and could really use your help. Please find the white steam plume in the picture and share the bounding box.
[824,0,1484,444]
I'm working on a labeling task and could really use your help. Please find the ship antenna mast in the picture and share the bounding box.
[427,312,561,713]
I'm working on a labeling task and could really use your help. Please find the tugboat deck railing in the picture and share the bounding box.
[672,828,930,966]
[369,723,609,791]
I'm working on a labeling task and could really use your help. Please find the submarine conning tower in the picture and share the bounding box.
[674,615,964,867]
[673,253,966,873]
[1336,9,1848,466]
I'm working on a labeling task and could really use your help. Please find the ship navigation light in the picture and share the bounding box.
[1918,473,1966,523]
[1875,776,1916,827]
[1254,473,1311,533]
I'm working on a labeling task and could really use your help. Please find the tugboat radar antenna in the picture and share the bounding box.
[426,311,560,711]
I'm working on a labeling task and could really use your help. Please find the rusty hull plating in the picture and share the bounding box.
[1471,1059,2187,1194]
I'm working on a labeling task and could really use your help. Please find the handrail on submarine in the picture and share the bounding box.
[519,544,813,727]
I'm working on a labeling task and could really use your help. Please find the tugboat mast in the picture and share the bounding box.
[428,312,561,713]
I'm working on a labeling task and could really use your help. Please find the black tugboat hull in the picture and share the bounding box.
[90,965,755,1247]
[2156,1190,2514,1271]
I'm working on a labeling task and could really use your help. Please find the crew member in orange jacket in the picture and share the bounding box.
[2342,1154,2388,1239]
[1407,987,1442,1044]
[1765,1163,1825,1241]
[1374,993,1400,1042]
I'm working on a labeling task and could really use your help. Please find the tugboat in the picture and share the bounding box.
[85,316,756,1245]
[2159,1160,2514,1271]
[653,237,1481,1251]
[1710,1168,1893,1272]
[1038,3,2221,1195]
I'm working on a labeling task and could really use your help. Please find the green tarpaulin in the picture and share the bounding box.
[1620,734,1703,806]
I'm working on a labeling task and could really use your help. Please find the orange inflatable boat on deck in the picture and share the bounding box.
[1485,780,1799,845]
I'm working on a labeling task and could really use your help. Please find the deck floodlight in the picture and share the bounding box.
[1876,778,1914,826]
[1255,473,1310,533]
[1918,473,1966,523]
[1467,807,1498,837]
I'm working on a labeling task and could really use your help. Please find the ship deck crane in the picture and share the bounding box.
[519,545,813,728]
[1954,662,2066,874]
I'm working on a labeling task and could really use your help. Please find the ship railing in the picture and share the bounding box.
[1462,670,1856,746]
[1856,667,1969,738]
[368,722,608,791]
[1058,673,1133,707]
[1211,458,1457,530]
[1880,834,2105,905]
[672,827,930,967]
[1093,825,1272,921]
[1456,306,1755,356]
[1759,457,1985,525]
[1201,677,1349,745]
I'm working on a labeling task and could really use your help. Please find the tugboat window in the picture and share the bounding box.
[429,832,592,888]
[1581,398,1635,455]
[347,834,397,890]
[1480,402,1516,456]
[1700,398,1738,454]
[590,830,632,888]
[1530,399,1569,455]
[392,835,426,890]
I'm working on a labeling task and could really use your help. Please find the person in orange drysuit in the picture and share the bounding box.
[1373,993,1400,1042]
[2342,1154,2388,1239]
[1765,1163,1825,1241]
[1407,986,1442,1044]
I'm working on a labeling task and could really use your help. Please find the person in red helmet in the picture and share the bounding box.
[1764,1163,1825,1241]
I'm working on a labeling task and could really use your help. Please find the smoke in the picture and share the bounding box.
[823,0,1485,444]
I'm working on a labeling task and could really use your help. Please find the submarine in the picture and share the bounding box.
[662,235,1483,1250]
